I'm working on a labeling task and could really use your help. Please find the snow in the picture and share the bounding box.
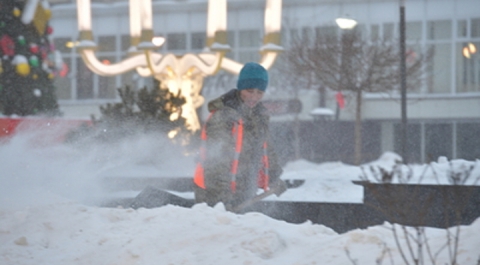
[309,107,335,116]
[1,125,479,264]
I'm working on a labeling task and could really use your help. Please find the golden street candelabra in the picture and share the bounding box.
[75,0,283,132]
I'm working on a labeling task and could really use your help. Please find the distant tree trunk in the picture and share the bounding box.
[318,85,326,107]
[293,113,301,160]
[354,89,363,165]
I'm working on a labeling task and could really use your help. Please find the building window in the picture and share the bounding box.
[457,20,467,38]
[425,123,452,162]
[225,30,236,59]
[290,28,300,41]
[428,20,452,40]
[394,123,421,163]
[281,28,288,48]
[471,18,480,38]
[53,37,71,53]
[457,123,480,160]
[237,30,260,64]
[456,41,480,93]
[315,26,338,40]
[406,21,422,41]
[121,34,132,51]
[239,30,260,48]
[427,43,452,93]
[406,44,423,94]
[166,33,186,51]
[227,30,235,48]
[76,59,94,99]
[238,51,259,64]
[54,57,72,100]
[97,36,116,53]
[383,23,394,41]
[355,24,367,40]
[98,56,117,99]
[191,32,206,51]
[370,24,380,41]
[301,27,314,44]
[121,72,137,89]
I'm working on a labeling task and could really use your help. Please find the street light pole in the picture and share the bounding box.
[335,16,357,121]
[336,16,361,164]
[399,0,408,163]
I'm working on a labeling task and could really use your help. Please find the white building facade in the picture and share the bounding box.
[50,0,480,163]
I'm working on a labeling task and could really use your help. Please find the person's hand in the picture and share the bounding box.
[271,179,287,196]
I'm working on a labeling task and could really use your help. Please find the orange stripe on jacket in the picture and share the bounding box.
[193,113,269,192]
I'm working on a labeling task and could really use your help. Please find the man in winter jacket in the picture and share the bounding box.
[194,62,287,211]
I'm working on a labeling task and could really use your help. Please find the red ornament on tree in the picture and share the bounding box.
[40,45,48,59]
[46,26,53,35]
[0,35,15,56]
[30,43,39,54]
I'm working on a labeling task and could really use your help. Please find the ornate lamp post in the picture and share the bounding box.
[75,0,283,132]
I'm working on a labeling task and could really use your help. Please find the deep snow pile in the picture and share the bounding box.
[1,126,479,264]
[1,199,479,265]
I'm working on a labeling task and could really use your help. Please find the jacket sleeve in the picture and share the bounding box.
[203,110,237,206]
[266,136,284,185]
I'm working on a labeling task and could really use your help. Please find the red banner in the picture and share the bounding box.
[0,117,92,143]
[336,92,345,109]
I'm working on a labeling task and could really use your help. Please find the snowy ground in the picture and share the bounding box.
[1,125,479,264]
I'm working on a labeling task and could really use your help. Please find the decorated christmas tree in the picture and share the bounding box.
[0,0,61,116]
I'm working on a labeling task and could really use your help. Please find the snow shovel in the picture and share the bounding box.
[233,187,279,213]
[130,186,274,212]
[130,186,194,209]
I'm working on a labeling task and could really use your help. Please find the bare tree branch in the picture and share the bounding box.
[281,27,430,164]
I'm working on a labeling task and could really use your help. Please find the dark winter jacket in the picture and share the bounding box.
[194,89,283,208]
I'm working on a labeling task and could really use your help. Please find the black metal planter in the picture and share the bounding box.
[353,181,480,228]
[103,178,480,233]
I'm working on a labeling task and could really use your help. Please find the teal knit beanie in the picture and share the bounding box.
[237,62,269,92]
